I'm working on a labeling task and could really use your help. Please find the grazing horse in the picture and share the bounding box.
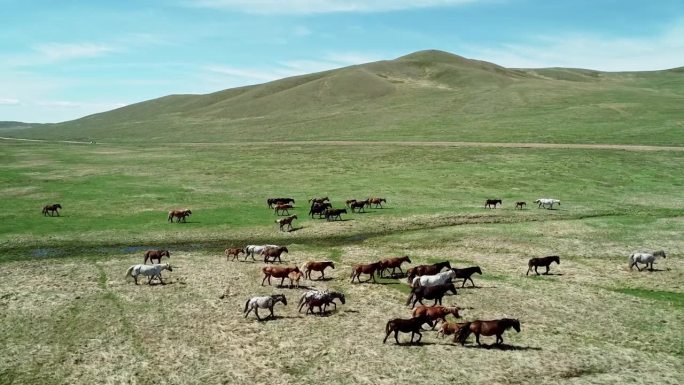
[42,203,62,216]
[406,283,458,308]
[485,199,502,209]
[309,202,332,218]
[438,321,469,339]
[302,292,346,315]
[261,246,289,263]
[273,204,293,216]
[276,215,297,231]
[406,261,452,283]
[412,306,461,329]
[527,256,560,275]
[379,256,411,278]
[412,269,457,288]
[168,209,192,223]
[350,200,369,213]
[324,208,347,221]
[244,244,279,261]
[303,261,335,280]
[267,198,295,208]
[453,266,483,287]
[629,250,666,271]
[383,314,434,344]
[125,263,173,285]
[350,261,382,283]
[261,265,300,287]
[515,201,526,210]
[143,249,170,264]
[244,294,287,321]
[534,198,560,209]
[308,197,329,204]
[456,319,521,346]
[369,197,387,208]
[224,248,245,261]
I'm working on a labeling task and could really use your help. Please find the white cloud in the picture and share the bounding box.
[293,25,312,37]
[463,22,684,71]
[0,98,20,105]
[187,0,477,14]
[33,43,116,61]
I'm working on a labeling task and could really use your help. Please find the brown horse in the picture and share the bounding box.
[276,215,297,231]
[406,261,451,283]
[309,202,332,218]
[515,201,526,210]
[345,199,357,207]
[324,208,347,221]
[350,262,382,283]
[261,265,300,287]
[168,209,191,223]
[261,246,289,263]
[143,249,170,264]
[455,318,521,346]
[369,197,387,208]
[485,199,502,209]
[412,306,461,329]
[383,314,434,344]
[438,321,468,339]
[42,203,62,216]
[288,270,303,289]
[406,283,458,308]
[350,200,369,213]
[303,261,335,280]
[379,256,411,277]
[224,248,245,261]
[526,256,560,275]
[308,197,329,204]
[273,204,293,216]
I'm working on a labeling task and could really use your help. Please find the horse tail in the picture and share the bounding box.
[455,322,472,345]
[125,265,134,279]
[385,320,393,335]
[628,253,635,267]
[244,299,251,313]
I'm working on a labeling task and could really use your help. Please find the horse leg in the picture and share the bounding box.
[134,275,138,285]
[159,274,165,285]
[371,272,377,283]
[461,278,467,288]
[269,307,275,319]
[394,331,400,344]
[545,265,550,275]
[415,331,422,344]
[261,274,268,286]
[526,266,531,276]
[279,277,285,287]
[496,334,503,345]
[383,329,392,343]
[254,308,264,321]
[475,333,481,346]
[244,307,252,317]
[433,298,439,306]
[469,277,475,287]
[535,266,540,275]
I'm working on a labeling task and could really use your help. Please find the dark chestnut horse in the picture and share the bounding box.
[324,208,347,221]
[345,199,357,207]
[224,248,245,261]
[485,199,502,209]
[455,318,521,346]
[143,249,170,264]
[383,314,434,344]
[406,283,457,308]
[350,200,369,213]
[309,202,332,218]
[412,306,461,329]
[42,203,62,216]
[379,256,411,277]
[527,256,560,275]
[453,266,482,287]
[406,261,451,283]
[369,197,387,208]
[168,209,191,223]
[267,197,295,208]
[303,261,334,280]
[273,204,293,216]
[261,246,289,263]
[261,265,300,287]
[350,261,382,283]
[438,321,469,339]
[515,201,526,210]
[276,215,297,231]
[308,197,329,204]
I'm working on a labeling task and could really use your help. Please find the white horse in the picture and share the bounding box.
[629,250,666,271]
[125,263,173,285]
[535,198,560,209]
[244,244,279,261]
[412,269,456,288]
[244,294,287,320]
[298,289,328,312]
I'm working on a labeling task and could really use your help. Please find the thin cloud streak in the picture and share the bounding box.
[33,43,117,61]
[188,0,478,14]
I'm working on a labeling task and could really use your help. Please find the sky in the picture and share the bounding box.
[1,0,683,123]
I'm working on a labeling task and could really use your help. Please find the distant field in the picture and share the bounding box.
[0,140,682,384]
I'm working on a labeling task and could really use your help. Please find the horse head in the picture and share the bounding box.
[449,307,461,318]
[333,292,345,304]
[163,250,171,258]
[280,246,289,254]
[655,250,666,258]
[328,261,335,269]
[475,266,482,275]
[274,294,287,305]
[165,264,173,272]
[56,204,62,209]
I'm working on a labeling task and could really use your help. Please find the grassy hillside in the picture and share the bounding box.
[4,50,684,145]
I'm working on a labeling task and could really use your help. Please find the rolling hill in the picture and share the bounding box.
[4,50,684,145]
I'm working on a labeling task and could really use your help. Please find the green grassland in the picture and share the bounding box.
[0,140,683,384]
[4,50,684,145]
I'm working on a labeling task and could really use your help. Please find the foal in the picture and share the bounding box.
[143,249,170,264]
[526,256,560,275]
[276,215,297,231]
[225,248,245,261]
[515,201,526,209]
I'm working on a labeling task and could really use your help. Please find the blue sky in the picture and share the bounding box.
[1,0,683,123]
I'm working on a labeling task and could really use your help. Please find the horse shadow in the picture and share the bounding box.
[148,281,176,286]
[286,226,304,233]
[463,343,541,351]
[394,341,439,347]
[255,315,298,322]
[312,277,334,282]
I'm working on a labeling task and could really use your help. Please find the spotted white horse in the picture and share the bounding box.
[244,244,279,261]
[535,198,561,209]
[125,263,173,285]
[629,250,666,271]
[244,294,287,320]
[412,269,457,288]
